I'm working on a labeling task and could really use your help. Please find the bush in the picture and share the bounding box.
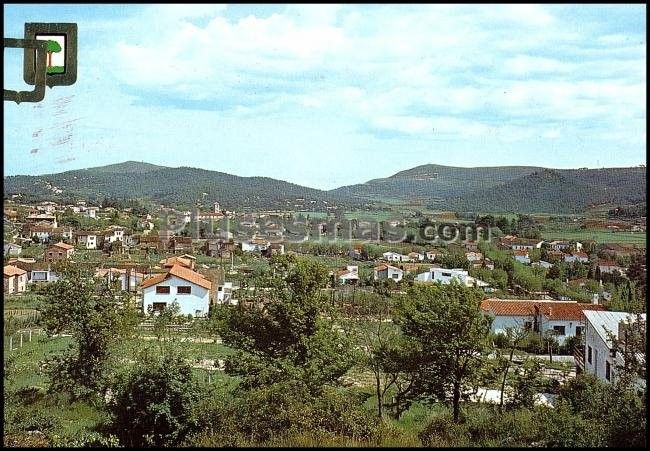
[418,411,468,447]
[107,347,200,447]
[492,332,510,349]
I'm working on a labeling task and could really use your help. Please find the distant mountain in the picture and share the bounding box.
[4,162,645,213]
[329,164,646,213]
[3,163,358,210]
[329,164,543,203]
[89,161,165,173]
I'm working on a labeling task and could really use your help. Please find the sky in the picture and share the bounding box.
[3,4,646,190]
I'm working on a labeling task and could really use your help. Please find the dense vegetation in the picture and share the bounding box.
[3,256,646,447]
[4,161,645,213]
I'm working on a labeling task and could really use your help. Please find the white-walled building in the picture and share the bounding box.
[415,268,489,288]
[96,268,146,292]
[76,231,99,249]
[4,265,27,294]
[582,310,646,385]
[374,264,404,282]
[481,298,606,344]
[335,265,359,285]
[382,251,410,262]
[141,264,212,317]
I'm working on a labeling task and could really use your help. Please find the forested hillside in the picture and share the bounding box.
[4,161,645,213]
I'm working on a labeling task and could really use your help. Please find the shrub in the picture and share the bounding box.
[107,347,200,447]
[418,411,469,447]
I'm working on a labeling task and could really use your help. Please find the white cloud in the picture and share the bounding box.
[102,5,644,146]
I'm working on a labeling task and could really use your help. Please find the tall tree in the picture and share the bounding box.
[215,258,355,395]
[41,263,140,400]
[391,282,492,422]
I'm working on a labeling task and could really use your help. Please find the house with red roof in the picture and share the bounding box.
[4,265,27,294]
[481,298,606,344]
[140,264,211,317]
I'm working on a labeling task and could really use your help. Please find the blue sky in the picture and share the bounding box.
[3,4,646,190]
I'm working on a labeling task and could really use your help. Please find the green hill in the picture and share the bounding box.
[4,162,645,213]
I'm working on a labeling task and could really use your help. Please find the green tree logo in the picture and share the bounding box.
[46,40,63,74]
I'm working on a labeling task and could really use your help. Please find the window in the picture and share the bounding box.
[177,286,191,295]
[442,272,452,277]
[553,325,566,336]
[575,326,583,337]
[605,361,611,381]
[156,286,170,294]
[587,345,592,364]
[152,302,166,312]
[524,321,532,331]
[218,286,223,292]
[58,252,62,257]
[392,273,399,279]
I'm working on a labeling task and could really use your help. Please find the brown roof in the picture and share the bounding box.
[50,242,74,251]
[140,265,211,290]
[481,299,606,321]
[513,250,529,256]
[4,265,27,277]
[159,256,192,268]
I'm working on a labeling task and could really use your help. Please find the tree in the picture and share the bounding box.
[508,359,544,409]
[215,258,355,395]
[108,346,200,447]
[391,282,492,422]
[349,294,400,419]
[41,263,139,400]
[45,40,62,69]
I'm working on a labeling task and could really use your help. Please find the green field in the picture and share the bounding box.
[541,228,646,246]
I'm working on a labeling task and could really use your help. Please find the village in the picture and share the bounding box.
[4,197,646,390]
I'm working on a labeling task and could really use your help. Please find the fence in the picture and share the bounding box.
[4,328,46,352]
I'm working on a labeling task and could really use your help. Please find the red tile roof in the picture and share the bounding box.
[51,242,74,251]
[481,298,606,321]
[140,265,211,290]
[4,265,26,277]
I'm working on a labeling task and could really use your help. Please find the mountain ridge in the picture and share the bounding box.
[4,161,646,213]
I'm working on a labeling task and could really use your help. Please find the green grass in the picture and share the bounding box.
[541,228,646,246]
[4,293,46,310]
[46,66,65,74]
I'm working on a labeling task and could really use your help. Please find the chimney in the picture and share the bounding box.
[592,292,599,305]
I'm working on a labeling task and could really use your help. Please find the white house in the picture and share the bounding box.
[96,268,146,292]
[216,281,235,305]
[84,207,97,219]
[4,265,27,294]
[407,252,425,262]
[425,250,443,261]
[596,260,626,275]
[513,250,531,264]
[481,298,606,344]
[141,264,212,317]
[241,238,270,252]
[104,227,125,243]
[510,239,544,251]
[374,264,404,282]
[4,243,22,257]
[29,268,59,284]
[564,252,589,264]
[582,310,646,385]
[76,231,99,249]
[465,251,483,262]
[415,267,489,288]
[532,260,553,269]
[335,265,359,285]
[382,251,410,262]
